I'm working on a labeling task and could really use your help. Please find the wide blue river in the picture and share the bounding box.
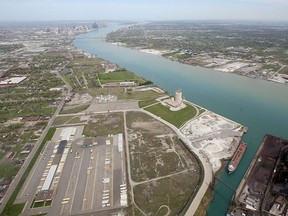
[73,23,288,215]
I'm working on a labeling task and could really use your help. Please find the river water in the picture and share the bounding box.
[73,23,288,215]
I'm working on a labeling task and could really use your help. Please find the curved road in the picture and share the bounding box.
[142,109,213,216]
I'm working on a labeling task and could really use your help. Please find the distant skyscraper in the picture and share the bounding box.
[92,22,98,29]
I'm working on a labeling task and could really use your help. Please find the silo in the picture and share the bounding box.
[175,89,182,104]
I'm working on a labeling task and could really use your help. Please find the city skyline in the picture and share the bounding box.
[1,0,288,22]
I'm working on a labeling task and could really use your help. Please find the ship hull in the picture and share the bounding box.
[228,142,247,173]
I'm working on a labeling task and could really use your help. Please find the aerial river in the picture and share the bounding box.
[73,23,288,215]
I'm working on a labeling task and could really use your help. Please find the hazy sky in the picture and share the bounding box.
[1,0,288,21]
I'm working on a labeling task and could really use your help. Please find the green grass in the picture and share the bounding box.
[139,99,158,108]
[1,203,25,216]
[99,70,146,84]
[134,173,200,216]
[262,64,281,72]
[0,162,20,179]
[1,128,56,216]
[33,202,45,208]
[145,102,197,128]
[0,101,56,122]
[53,116,87,126]
[0,151,5,160]
[53,116,74,125]
[60,104,90,114]
[44,200,52,206]
[20,131,34,143]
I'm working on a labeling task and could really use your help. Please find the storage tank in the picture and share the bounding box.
[175,89,182,104]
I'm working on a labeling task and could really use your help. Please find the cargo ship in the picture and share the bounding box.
[228,142,247,173]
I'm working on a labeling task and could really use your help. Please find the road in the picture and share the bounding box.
[123,112,147,216]
[142,109,213,216]
[0,100,64,214]
[1,99,212,216]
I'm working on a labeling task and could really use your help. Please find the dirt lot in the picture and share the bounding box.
[126,111,201,215]
[83,113,124,137]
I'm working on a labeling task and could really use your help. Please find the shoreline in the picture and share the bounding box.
[109,43,288,85]
[72,29,248,216]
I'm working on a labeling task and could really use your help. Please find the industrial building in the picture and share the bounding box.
[164,89,186,111]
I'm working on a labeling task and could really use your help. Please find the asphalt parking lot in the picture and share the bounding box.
[16,126,127,216]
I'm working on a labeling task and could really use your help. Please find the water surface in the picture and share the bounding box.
[74,23,288,215]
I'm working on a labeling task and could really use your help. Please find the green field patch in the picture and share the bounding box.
[120,89,164,100]
[134,172,200,216]
[33,201,45,208]
[138,99,159,108]
[60,104,90,114]
[53,116,87,126]
[144,102,197,128]
[0,151,5,160]
[262,64,281,72]
[99,70,146,84]
[44,200,52,206]
[0,162,20,179]
[0,203,25,216]
[20,131,34,143]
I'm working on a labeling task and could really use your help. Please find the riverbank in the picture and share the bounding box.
[73,24,288,216]
[111,45,288,85]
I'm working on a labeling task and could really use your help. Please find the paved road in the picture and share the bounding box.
[1,100,212,216]
[0,100,64,214]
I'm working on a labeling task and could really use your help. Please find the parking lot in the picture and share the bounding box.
[17,126,127,216]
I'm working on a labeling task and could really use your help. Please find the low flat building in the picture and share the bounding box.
[0,76,27,86]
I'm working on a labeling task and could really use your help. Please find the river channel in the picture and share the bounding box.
[73,23,288,215]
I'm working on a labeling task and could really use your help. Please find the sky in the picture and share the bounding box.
[1,0,288,21]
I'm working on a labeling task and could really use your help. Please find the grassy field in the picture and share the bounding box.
[53,116,87,126]
[262,64,281,72]
[99,70,146,84]
[0,162,20,179]
[134,172,200,216]
[60,104,90,114]
[138,99,159,108]
[145,102,197,128]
